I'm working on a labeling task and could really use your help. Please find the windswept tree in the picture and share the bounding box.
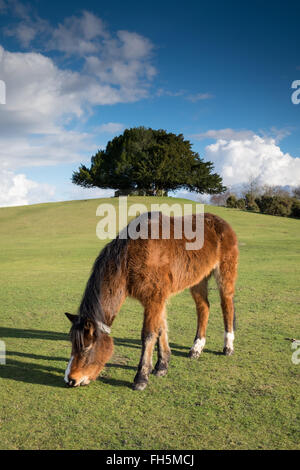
[72,127,226,196]
[210,189,231,206]
[292,186,300,200]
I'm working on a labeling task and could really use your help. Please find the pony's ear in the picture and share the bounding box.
[65,312,78,324]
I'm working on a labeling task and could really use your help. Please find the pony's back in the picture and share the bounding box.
[126,212,238,300]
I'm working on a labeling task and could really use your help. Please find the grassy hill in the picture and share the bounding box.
[0,196,299,450]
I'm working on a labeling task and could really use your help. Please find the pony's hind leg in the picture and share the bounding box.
[189,277,210,359]
[133,301,166,391]
[153,314,171,377]
[214,249,238,355]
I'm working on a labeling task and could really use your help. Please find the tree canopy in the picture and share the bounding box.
[72,127,226,195]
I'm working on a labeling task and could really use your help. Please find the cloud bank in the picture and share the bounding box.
[0,7,157,206]
[0,169,55,206]
[202,131,300,188]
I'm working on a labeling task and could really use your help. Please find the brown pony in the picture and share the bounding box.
[64,212,238,391]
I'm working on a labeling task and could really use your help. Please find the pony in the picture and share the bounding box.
[64,211,238,391]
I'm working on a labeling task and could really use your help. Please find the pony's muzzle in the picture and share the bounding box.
[66,376,90,387]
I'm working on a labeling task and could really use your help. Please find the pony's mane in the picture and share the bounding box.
[70,234,129,350]
[79,234,129,323]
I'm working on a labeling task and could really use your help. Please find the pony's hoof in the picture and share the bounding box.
[223,347,234,356]
[153,367,168,377]
[132,381,148,391]
[188,349,201,359]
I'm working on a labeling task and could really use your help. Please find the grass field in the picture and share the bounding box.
[0,196,299,450]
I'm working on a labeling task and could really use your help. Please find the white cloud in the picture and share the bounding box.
[0,131,98,170]
[0,0,7,12]
[48,11,108,55]
[0,45,102,169]
[3,0,49,46]
[193,127,292,143]
[204,134,300,188]
[0,43,152,130]
[267,126,292,143]
[193,128,255,141]
[84,31,156,91]
[116,30,153,60]
[7,0,31,20]
[13,24,37,46]
[3,9,156,93]
[186,92,214,102]
[0,168,114,208]
[155,90,213,102]
[0,9,158,206]
[0,47,82,132]
[0,169,55,207]
[0,28,155,165]
[156,88,186,97]
[97,122,125,134]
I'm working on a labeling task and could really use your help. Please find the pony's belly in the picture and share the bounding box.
[169,258,218,294]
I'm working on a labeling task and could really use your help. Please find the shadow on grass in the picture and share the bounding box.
[0,327,67,387]
[100,376,133,389]
[0,326,67,341]
[114,337,223,356]
[0,358,66,388]
[114,337,192,358]
[107,362,136,371]
[0,328,200,356]
[0,354,136,389]
[0,327,222,389]
[6,350,66,361]
[204,349,224,356]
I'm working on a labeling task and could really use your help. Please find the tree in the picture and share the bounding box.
[244,193,259,212]
[226,194,246,210]
[292,186,300,200]
[262,185,291,198]
[236,198,246,210]
[72,127,226,196]
[291,199,300,218]
[242,177,262,199]
[210,189,231,206]
[226,194,238,208]
[258,195,292,217]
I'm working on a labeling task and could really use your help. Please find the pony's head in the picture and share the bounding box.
[64,312,114,387]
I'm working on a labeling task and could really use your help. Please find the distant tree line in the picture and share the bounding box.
[222,183,300,218]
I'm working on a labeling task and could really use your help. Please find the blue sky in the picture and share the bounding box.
[0,0,299,206]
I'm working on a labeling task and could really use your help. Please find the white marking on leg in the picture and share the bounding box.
[192,337,206,354]
[224,332,234,350]
[64,356,73,383]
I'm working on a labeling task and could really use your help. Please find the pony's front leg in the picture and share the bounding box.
[133,302,165,391]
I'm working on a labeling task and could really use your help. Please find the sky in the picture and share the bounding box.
[0,0,299,206]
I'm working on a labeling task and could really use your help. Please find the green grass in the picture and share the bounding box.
[0,196,299,450]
